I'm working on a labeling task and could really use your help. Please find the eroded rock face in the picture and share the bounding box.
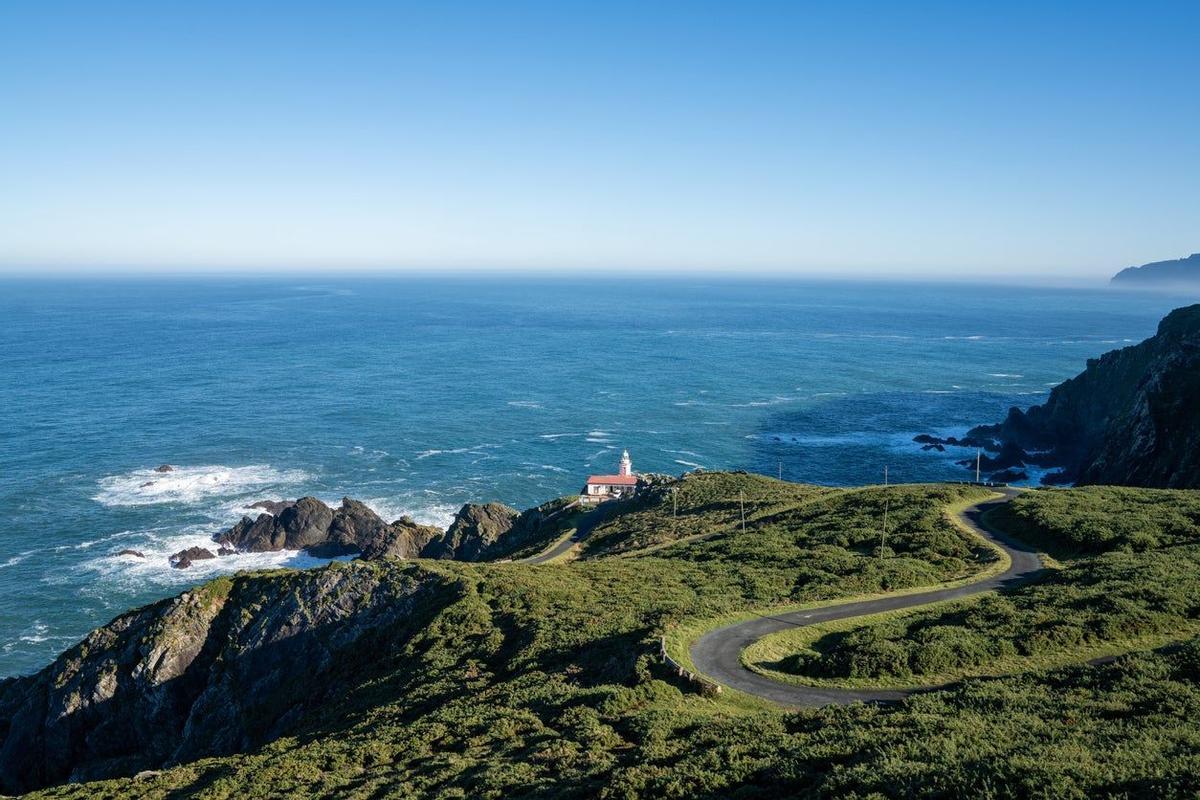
[422,503,520,560]
[929,304,1200,487]
[217,497,335,553]
[0,562,449,794]
[215,497,442,560]
[360,517,444,560]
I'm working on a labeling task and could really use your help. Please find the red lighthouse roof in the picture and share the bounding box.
[585,474,638,486]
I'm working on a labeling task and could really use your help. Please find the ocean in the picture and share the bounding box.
[0,276,1192,676]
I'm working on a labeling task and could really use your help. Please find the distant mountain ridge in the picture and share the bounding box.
[1111,253,1200,285]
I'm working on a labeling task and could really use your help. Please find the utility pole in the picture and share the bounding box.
[739,491,746,532]
[672,487,678,536]
[778,459,782,481]
[884,465,888,486]
[880,497,890,557]
[976,448,981,483]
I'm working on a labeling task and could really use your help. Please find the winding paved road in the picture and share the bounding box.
[689,488,1043,707]
[517,501,612,565]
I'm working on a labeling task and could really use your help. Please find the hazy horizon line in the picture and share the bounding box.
[0,263,1148,290]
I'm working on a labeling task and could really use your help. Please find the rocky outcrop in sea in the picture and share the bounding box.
[206,494,577,567]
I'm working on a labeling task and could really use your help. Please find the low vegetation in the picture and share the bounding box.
[988,485,1200,556]
[14,477,1200,798]
[747,486,1200,690]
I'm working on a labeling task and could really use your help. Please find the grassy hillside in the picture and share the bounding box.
[11,477,1200,798]
[745,487,1200,689]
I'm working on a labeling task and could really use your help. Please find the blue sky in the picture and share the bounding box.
[1,1,1197,278]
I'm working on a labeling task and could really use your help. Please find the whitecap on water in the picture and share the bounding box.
[360,497,458,528]
[93,465,311,507]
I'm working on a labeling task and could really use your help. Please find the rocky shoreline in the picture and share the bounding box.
[919,303,1200,488]
[156,494,579,569]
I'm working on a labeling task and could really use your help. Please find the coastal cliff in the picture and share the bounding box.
[1111,252,1200,286]
[0,561,453,794]
[958,304,1200,487]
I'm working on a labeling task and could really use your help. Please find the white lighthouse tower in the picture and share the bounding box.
[618,449,633,477]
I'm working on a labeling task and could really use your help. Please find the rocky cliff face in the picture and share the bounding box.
[962,304,1200,487]
[0,561,452,794]
[422,502,520,560]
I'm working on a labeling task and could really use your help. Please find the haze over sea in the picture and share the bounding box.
[0,276,1192,676]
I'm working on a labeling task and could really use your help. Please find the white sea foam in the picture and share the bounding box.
[415,447,471,459]
[0,552,33,569]
[18,621,50,644]
[987,373,1024,378]
[361,497,457,527]
[506,400,544,409]
[93,465,311,507]
[415,444,498,460]
[674,459,705,469]
[730,396,798,407]
[538,433,580,439]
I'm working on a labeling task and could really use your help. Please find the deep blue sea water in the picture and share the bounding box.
[0,276,1193,676]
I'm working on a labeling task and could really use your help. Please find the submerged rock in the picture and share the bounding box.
[153,464,175,473]
[115,549,145,559]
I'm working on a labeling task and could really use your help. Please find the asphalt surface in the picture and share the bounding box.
[517,501,607,565]
[689,488,1043,707]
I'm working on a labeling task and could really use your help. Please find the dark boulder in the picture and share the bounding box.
[115,549,145,559]
[218,497,334,552]
[170,547,216,569]
[153,464,174,473]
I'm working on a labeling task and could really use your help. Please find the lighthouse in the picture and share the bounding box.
[582,449,639,504]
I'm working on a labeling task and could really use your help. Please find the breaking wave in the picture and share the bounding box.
[93,465,312,507]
